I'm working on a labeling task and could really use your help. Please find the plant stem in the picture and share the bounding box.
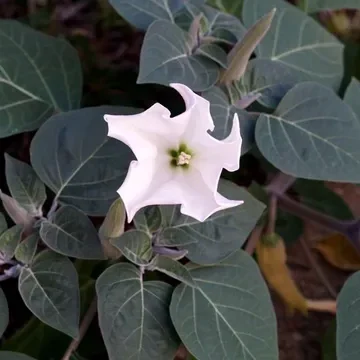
[61,297,98,360]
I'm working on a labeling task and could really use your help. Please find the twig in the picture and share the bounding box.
[266,195,277,235]
[61,297,98,360]
[306,299,336,314]
[299,229,337,299]
[245,225,264,255]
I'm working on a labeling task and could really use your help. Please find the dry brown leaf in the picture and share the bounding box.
[315,233,360,271]
[306,299,336,314]
[256,234,308,315]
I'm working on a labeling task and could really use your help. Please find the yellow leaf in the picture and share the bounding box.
[315,233,360,271]
[256,234,308,315]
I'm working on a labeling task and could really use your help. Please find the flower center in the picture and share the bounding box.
[168,143,193,169]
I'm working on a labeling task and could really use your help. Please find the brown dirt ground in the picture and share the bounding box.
[276,183,360,360]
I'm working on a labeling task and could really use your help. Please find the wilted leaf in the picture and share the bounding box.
[0,287,9,338]
[157,180,265,264]
[170,250,278,360]
[40,205,104,260]
[256,234,307,314]
[111,230,152,265]
[0,20,82,138]
[5,154,46,216]
[202,86,258,154]
[255,82,360,182]
[30,106,138,216]
[138,20,219,91]
[337,270,360,360]
[315,233,360,271]
[18,250,80,338]
[0,225,23,260]
[96,263,180,360]
[242,0,344,90]
[15,233,39,265]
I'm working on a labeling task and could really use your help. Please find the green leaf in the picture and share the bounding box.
[157,180,265,264]
[305,0,360,12]
[195,44,227,68]
[110,229,153,265]
[0,287,9,337]
[30,106,138,216]
[255,82,360,182]
[149,255,195,286]
[337,270,360,360]
[202,86,258,154]
[176,4,246,45]
[0,20,82,138]
[0,212,7,235]
[96,263,180,360]
[40,205,104,260]
[134,206,162,235]
[240,58,300,108]
[18,250,80,338]
[5,154,46,216]
[15,232,39,265]
[322,319,336,360]
[109,0,198,30]
[294,180,354,220]
[0,225,22,260]
[344,78,360,123]
[242,0,344,90]
[0,352,36,360]
[276,210,303,245]
[138,20,219,91]
[208,0,243,18]
[170,250,278,360]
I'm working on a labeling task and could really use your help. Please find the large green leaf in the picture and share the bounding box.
[202,86,258,154]
[18,250,80,338]
[255,82,360,182]
[138,20,219,91]
[305,0,360,12]
[40,205,104,259]
[208,0,243,18]
[5,154,46,217]
[0,353,36,360]
[0,212,7,235]
[96,263,180,360]
[134,206,162,235]
[344,78,360,123]
[240,58,300,109]
[15,232,39,265]
[0,20,82,138]
[0,287,9,338]
[170,250,278,360]
[337,271,360,360]
[157,180,265,264]
[242,0,344,90]
[30,106,137,216]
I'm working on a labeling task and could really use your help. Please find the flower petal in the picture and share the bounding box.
[190,113,242,172]
[170,83,215,138]
[104,103,179,161]
[118,158,180,222]
[178,168,243,222]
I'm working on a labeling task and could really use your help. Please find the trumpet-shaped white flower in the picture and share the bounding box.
[104,83,243,223]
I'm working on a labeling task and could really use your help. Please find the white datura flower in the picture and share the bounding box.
[104,83,243,223]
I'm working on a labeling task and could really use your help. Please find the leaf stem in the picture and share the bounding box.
[61,296,97,360]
